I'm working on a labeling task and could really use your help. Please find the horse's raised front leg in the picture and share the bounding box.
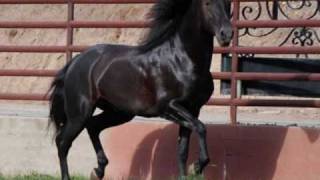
[165,101,210,176]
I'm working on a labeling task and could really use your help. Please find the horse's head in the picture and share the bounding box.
[201,0,233,46]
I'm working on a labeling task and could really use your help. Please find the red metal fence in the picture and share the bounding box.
[0,0,320,123]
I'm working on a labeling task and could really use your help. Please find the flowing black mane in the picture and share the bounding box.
[138,0,192,52]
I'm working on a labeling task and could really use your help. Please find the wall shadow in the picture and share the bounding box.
[128,124,319,180]
[128,124,179,179]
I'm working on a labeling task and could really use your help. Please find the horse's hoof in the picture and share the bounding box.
[188,163,196,175]
[178,175,187,180]
[90,169,102,180]
[188,162,203,175]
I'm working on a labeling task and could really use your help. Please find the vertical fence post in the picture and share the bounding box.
[230,0,240,124]
[66,0,74,61]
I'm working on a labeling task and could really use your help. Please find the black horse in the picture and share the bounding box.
[49,0,232,179]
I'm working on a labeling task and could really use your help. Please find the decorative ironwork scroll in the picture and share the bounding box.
[238,0,320,57]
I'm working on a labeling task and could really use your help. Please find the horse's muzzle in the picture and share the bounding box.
[216,25,233,47]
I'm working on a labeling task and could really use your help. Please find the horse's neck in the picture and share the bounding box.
[176,1,214,72]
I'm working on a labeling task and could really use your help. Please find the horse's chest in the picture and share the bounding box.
[160,57,196,97]
[174,67,195,90]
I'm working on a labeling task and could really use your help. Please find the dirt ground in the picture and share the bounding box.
[0,102,95,176]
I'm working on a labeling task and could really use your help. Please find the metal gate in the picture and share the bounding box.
[0,0,319,123]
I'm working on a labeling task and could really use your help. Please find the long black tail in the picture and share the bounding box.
[48,61,72,136]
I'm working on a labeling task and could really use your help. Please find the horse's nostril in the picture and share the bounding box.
[220,29,226,39]
[220,27,233,40]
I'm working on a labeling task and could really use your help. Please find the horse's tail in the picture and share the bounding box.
[48,61,72,136]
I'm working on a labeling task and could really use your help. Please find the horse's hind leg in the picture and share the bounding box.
[56,122,85,180]
[86,110,134,180]
[56,98,93,180]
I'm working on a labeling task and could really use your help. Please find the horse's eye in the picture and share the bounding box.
[205,1,210,6]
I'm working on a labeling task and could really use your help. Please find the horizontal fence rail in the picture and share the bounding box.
[236,20,320,28]
[2,20,320,28]
[0,0,155,4]
[0,0,319,123]
[208,99,320,107]
[212,72,320,81]
[0,21,149,28]
[0,70,57,77]
[0,93,48,101]
[1,46,320,54]
[0,0,310,4]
